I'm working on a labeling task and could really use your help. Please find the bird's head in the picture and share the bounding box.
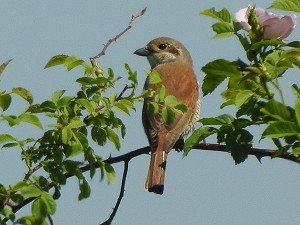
[134,37,192,69]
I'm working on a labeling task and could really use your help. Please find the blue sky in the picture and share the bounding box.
[1,1,300,225]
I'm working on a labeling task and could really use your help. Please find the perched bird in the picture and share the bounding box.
[134,37,200,194]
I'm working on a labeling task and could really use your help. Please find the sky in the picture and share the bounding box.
[1,1,300,225]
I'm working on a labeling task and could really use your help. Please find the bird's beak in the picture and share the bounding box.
[134,47,151,56]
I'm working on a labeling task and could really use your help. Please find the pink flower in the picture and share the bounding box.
[235,7,297,40]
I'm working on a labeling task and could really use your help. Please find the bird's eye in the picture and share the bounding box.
[158,43,168,50]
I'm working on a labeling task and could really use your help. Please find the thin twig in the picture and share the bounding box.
[48,215,54,225]
[100,161,129,225]
[116,84,134,101]
[90,7,146,63]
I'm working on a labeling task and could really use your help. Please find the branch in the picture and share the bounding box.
[194,143,299,163]
[90,7,146,64]
[7,143,299,224]
[100,161,129,225]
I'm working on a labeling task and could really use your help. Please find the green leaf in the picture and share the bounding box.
[114,102,130,115]
[106,128,120,150]
[2,208,15,221]
[250,39,283,51]
[18,113,43,129]
[235,90,254,109]
[78,179,91,200]
[260,99,291,121]
[32,192,56,223]
[175,103,187,113]
[0,59,12,76]
[67,120,86,129]
[2,115,19,126]
[148,70,162,84]
[148,102,159,115]
[226,129,252,164]
[269,0,300,12]
[64,56,85,71]
[199,114,234,126]
[44,54,68,69]
[12,87,33,104]
[211,22,235,38]
[262,121,300,138]
[125,63,138,85]
[0,93,11,111]
[162,106,175,125]
[104,163,115,184]
[51,90,65,105]
[57,96,73,108]
[19,184,43,198]
[200,7,232,22]
[201,59,241,96]
[76,98,95,113]
[61,127,72,144]
[183,127,218,156]
[0,134,17,144]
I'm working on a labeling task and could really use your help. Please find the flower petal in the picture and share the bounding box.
[263,15,297,39]
[235,8,251,30]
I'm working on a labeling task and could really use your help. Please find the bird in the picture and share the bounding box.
[134,37,200,194]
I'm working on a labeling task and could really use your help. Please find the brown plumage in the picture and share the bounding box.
[134,37,200,194]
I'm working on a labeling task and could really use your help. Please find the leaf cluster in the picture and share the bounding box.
[0,56,142,224]
[185,1,300,164]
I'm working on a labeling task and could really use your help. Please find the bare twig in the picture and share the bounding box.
[100,161,129,225]
[90,7,146,64]
[116,84,134,101]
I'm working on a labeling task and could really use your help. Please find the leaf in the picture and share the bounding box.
[162,106,175,125]
[0,93,11,111]
[250,39,283,51]
[235,90,254,109]
[260,99,291,121]
[64,56,84,71]
[0,59,12,76]
[211,22,235,38]
[51,90,65,105]
[19,184,43,198]
[67,120,86,129]
[44,54,68,69]
[269,0,300,12]
[183,127,218,156]
[148,70,162,84]
[262,121,300,138]
[76,98,95,113]
[148,102,159,115]
[32,192,56,223]
[78,179,91,200]
[104,163,115,184]
[114,102,130,115]
[61,127,72,144]
[201,59,241,96]
[106,128,120,150]
[226,129,252,164]
[125,63,138,84]
[57,96,73,108]
[199,114,234,126]
[200,7,232,22]
[12,87,33,104]
[0,134,17,145]
[18,113,43,129]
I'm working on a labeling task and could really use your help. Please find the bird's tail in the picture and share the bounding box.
[145,148,168,194]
